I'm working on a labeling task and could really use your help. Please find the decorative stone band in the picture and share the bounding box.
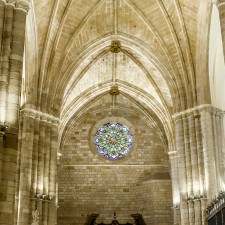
[4,0,30,12]
[20,108,60,124]
[172,104,225,121]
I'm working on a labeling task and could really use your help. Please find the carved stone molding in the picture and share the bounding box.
[5,0,16,5]
[109,85,120,96]
[31,210,39,225]
[110,40,122,53]
[21,110,36,119]
[172,104,225,121]
[4,0,30,12]
[20,108,59,124]
[16,0,30,12]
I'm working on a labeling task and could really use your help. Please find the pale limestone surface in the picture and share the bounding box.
[0,0,225,225]
[59,105,172,225]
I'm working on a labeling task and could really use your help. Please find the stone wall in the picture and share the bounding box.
[58,108,173,225]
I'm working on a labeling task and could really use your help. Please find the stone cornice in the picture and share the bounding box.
[172,104,225,120]
[20,108,59,124]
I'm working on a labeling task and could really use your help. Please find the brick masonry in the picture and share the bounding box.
[58,108,173,225]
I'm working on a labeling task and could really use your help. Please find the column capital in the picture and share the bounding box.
[5,0,30,13]
[15,0,30,12]
[172,104,225,120]
[20,108,60,124]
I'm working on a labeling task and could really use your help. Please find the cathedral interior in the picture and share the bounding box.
[0,0,225,225]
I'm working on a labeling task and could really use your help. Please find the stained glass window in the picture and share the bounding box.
[94,122,133,160]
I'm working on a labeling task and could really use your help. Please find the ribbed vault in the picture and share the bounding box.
[24,0,212,155]
[19,0,217,224]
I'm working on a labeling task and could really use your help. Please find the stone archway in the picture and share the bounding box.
[58,94,173,224]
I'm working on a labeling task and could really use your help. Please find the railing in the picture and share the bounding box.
[84,213,146,225]
[207,204,225,225]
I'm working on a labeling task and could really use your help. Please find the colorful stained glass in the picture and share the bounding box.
[94,122,133,160]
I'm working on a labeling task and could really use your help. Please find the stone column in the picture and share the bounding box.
[48,122,58,225]
[18,109,59,225]
[200,198,207,225]
[173,114,189,225]
[5,2,27,126]
[199,106,218,199]
[168,150,180,225]
[29,114,40,224]
[172,104,225,225]
[0,1,29,224]
[0,2,13,124]
[17,110,35,225]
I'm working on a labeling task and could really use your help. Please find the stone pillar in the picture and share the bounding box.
[5,2,27,126]
[48,122,58,225]
[199,106,225,198]
[18,109,59,225]
[0,1,29,224]
[0,2,13,123]
[173,104,225,225]
[168,151,180,225]
[17,110,35,225]
[174,115,189,225]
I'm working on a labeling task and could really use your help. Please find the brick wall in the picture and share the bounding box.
[58,109,173,225]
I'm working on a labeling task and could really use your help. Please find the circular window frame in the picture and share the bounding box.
[90,117,136,161]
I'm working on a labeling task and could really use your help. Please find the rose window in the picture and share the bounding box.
[94,122,133,160]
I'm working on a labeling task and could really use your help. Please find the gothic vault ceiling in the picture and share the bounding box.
[24,0,212,145]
